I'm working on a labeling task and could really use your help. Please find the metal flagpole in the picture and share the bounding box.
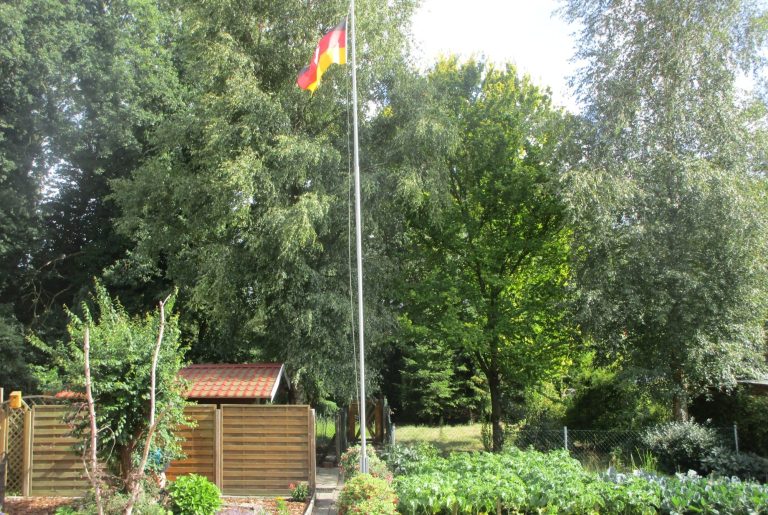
[349,0,368,474]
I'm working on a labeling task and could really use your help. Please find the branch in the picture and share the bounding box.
[124,292,172,515]
[84,326,104,515]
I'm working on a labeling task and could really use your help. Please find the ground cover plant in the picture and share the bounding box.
[391,445,768,514]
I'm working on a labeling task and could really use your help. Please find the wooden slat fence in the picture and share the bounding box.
[29,406,90,496]
[7,403,315,497]
[220,405,314,496]
[166,404,217,483]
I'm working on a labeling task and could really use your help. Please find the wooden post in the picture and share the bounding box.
[214,407,222,490]
[0,388,6,455]
[21,408,32,496]
[309,408,316,490]
[347,403,356,442]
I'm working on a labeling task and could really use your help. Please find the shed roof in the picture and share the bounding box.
[179,363,289,402]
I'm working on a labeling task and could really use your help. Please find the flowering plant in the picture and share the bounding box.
[289,481,309,501]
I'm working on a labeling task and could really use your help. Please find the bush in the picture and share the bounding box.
[337,474,398,515]
[641,421,721,474]
[703,447,768,482]
[289,481,310,501]
[339,444,391,481]
[380,442,439,476]
[168,474,222,515]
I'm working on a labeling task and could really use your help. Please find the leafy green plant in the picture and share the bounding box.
[168,474,222,515]
[702,447,768,482]
[338,474,398,515]
[339,444,391,481]
[641,421,721,474]
[380,442,439,476]
[289,481,310,502]
[274,497,289,515]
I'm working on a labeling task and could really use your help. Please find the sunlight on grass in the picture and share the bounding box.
[395,423,484,453]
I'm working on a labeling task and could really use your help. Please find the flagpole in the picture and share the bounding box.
[349,0,368,474]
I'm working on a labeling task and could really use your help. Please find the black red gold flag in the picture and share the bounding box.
[297,20,347,92]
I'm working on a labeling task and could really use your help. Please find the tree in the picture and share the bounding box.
[562,0,768,420]
[382,59,577,450]
[0,0,84,382]
[33,282,187,489]
[112,0,418,402]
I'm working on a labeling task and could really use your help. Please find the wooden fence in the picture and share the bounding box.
[4,403,315,497]
[168,405,316,496]
[29,406,90,496]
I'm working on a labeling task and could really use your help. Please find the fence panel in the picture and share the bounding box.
[29,406,89,497]
[221,405,311,496]
[2,406,27,494]
[166,404,217,483]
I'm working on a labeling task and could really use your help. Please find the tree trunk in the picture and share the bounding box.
[672,369,689,422]
[672,391,689,422]
[487,369,504,452]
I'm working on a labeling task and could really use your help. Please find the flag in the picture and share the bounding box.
[297,19,347,92]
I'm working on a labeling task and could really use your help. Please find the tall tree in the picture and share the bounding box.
[0,0,88,388]
[113,0,417,402]
[380,59,577,450]
[562,0,768,420]
[25,0,182,332]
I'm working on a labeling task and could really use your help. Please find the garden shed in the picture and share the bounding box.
[179,363,291,405]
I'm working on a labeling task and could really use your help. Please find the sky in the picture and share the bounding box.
[410,0,581,111]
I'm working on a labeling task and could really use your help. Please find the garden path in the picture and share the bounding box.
[312,467,342,514]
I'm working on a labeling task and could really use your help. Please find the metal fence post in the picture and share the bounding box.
[564,426,569,452]
[733,423,739,454]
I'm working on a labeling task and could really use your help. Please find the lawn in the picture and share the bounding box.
[394,423,484,453]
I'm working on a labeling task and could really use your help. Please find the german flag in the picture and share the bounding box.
[297,19,347,92]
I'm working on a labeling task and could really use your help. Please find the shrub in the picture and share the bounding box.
[703,446,768,482]
[168,474,222,515]
[380,442,439,476]
[339,444,391,481]
[289,481,310,501]
[641,421,721,474]
[337,474,398,515]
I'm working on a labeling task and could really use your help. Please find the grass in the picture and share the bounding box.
[394,423,484,453]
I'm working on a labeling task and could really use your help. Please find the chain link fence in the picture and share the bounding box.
[391,423,745,469]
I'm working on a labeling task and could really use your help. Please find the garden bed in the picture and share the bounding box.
[3,496,308,515]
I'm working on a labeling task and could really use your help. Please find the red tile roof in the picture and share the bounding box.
[179,363,288,401]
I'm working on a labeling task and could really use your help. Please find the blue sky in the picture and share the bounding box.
[411,0,580,111]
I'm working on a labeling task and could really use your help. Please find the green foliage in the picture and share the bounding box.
[289,481,309,502]
[565,360,667,430]
[32,281,187,481]
[380,442,439,476]
[63,479,170,514]
[641,421,722,474]
[394,448,768,514]
[339,444,391,481]
[702,447,768,482]
[691,387,768,457]
[111,0,418,404]
[0,305,37,391]
[168,474,222,515]
[274,497,289,515]
[337,474,398,515]
[563,0,768,418]
[387,57,578,450]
